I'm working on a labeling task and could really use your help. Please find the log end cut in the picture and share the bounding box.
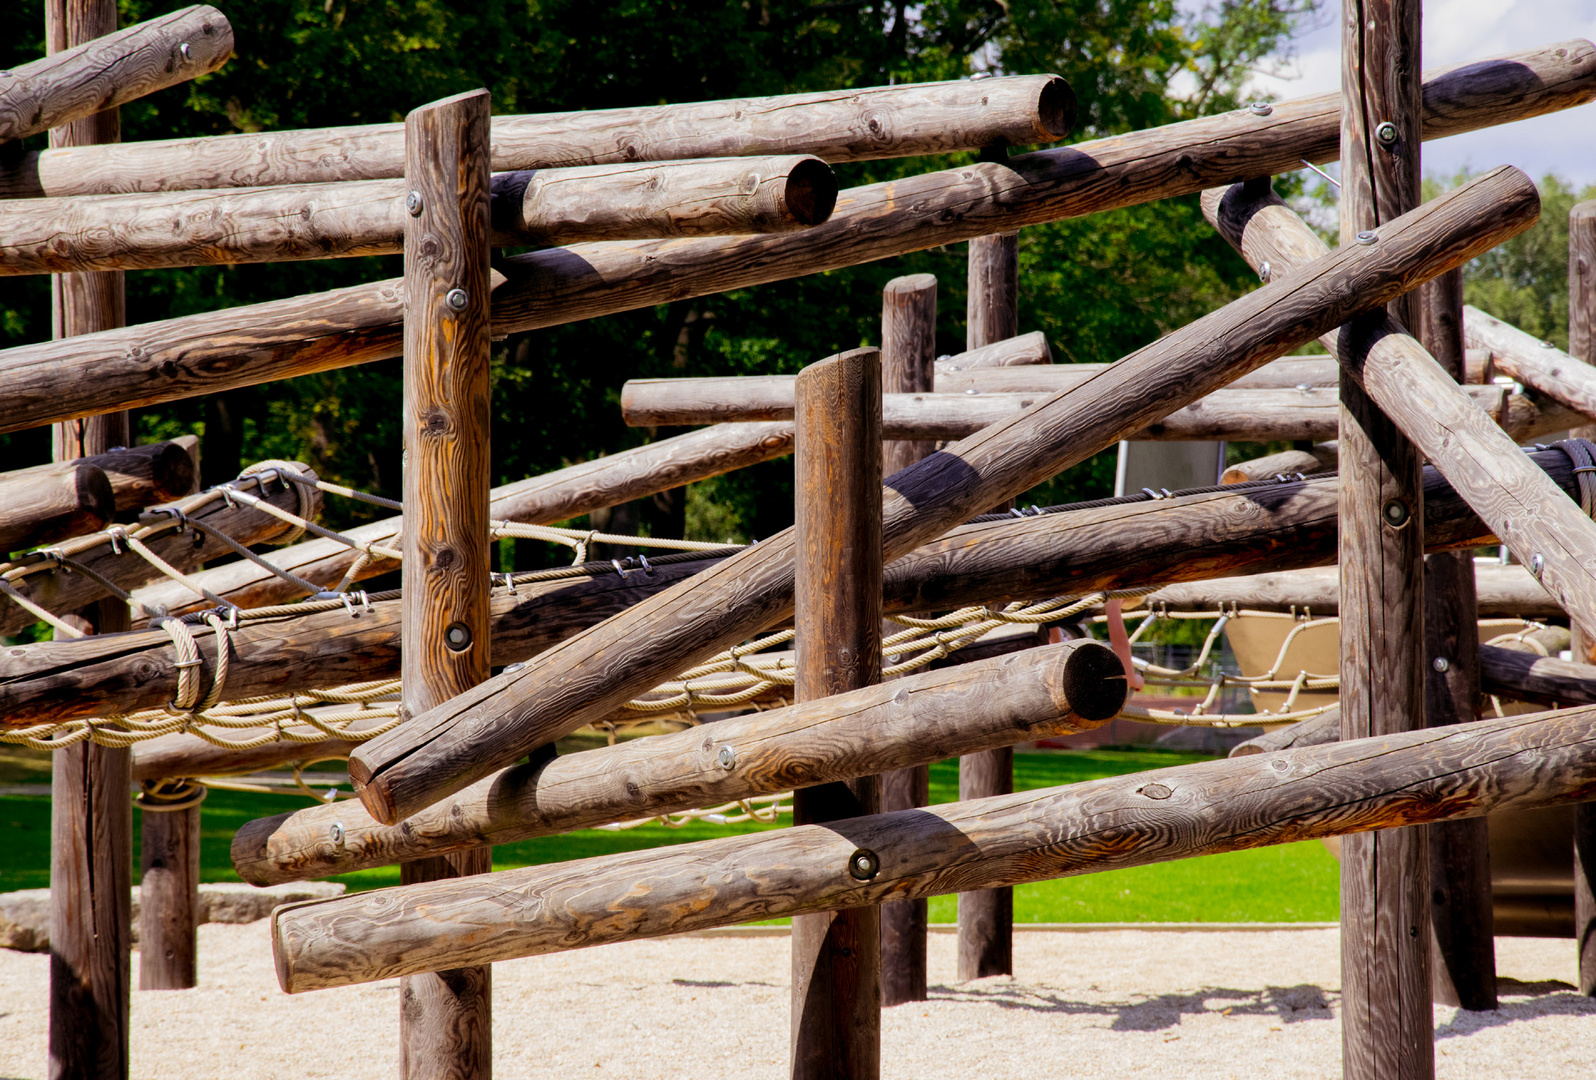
[1056,638,1129,725]
[1034,76,1078,141]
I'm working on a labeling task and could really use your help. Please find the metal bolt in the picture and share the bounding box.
[1374,121,1398,145]
[406,190,424,216]
[446,288,469,311]
[1541,340,1556,348]
[1382,499,1410,528]
[445,622,472,651]
[178,42,192,62]
[1258,260,1272,283]
[716,745,737,770]
[969,71,993,81]
[1531,552,1545,576]
[848,848,880,881]
[329,822,345,844]
[1433,657,1450,673]
[1248,101,1273,116]
[1355,230,1378,245]
[502,662,526,674]
[1295,383,1313,392]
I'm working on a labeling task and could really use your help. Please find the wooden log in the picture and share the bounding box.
[791,348,883,1078]
[1465,305,1596,423]
[960,223,1018,984]
[0,156,839,276]
[0,44,1584,435]
[137,793,201,990]
[46,2,132,1074]
[64,438,198,510]
[0,461,114,552]
[621,381,1527,442]
[1337,4,1431,1071]
[396,88,494,1080]
[236,641,1123,886]
[350,170,1543,825]
[0,466,321,640]
[1228,709,1342,757]
[1221,443,1338,484]
[879,274,936,1008]
[936,356,1337,395]
[933,330,1050,373]
[1479,646,1596,708]
[18,446,1587,732]
[0,75,1073,198]
[1204,178,1596,642]
[0,5,232,143]
[1572,197,1596,998]
[272,705,1596,993]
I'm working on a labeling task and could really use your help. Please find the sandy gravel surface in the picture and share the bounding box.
[1,923,1589,1078]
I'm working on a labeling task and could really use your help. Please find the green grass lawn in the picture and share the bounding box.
[0,747,1340,922]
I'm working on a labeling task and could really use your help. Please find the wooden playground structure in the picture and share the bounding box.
[6,1,1596,1078]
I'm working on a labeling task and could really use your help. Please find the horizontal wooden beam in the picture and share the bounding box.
[0,44,1585,436]
[936,355,1338,394]
[126,422,793,619]
[1480,646,1596,708]
[1204,177,1596,640]
[1221,443,1338,484]
[0,75,1072,198]
[0,462,113,552]
[0,156,838,276]
[0,5,232,143]
[233,641,1125,885]
[934,331,1051,372]
[1137,563,1558,617]
[271,704,1596,991]
[1465,305,1596,423]
[350,167,1542,825]
[23,445,1582,732]
[8,437,199,511]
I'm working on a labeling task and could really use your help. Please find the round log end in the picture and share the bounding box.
[348,760,401,826]
[147,440,199,503]
[230,809,296,887]
[1035,76,1077,141]
[1058,639,1129,724]
[783,157,838,227]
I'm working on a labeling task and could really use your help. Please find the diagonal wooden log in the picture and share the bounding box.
[0,5,232,143]
[16,444,1586,732]
[1464,305,1596,423]
[0,156,838,276]
[0,75,1072,198]
[348,167,1543,825]
[933,330,1051,373]
[0,43,1586,437]
[1204,178,1596,641]
[273,705,1596,992]
[233,641,1124,886]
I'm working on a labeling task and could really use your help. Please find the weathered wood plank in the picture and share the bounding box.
[936,356,1338,395]
[350,170,1542,825]
[0,75,1072,198]
[0,46,1585,436]
[272,705,1596,993]
[0,4,231,143]
[0,156,838,275]
[1571,197,1596,998]
[137,797,200,990]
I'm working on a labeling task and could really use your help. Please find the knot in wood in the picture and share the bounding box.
[421,409,449,436]
[433,546,458,570]
[1137,783,1173,800]
[133,659,160,683]
[419,236,441,258]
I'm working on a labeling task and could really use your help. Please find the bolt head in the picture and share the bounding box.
[329,822,345,844]
[1432,657,1450,673]
[1355,230,1378,245]
[446,288,469,311]
[1382,500,1410,528]
[1531,553,1545,576]
[178,42,192,62]
[716,745,736,770]
[1248,101,1273,116]
[406,191,424,216]
[502,662,525,674]
[1258,260,1272,283]
[1374,121,1398,145]
[848,848,880,881]
[444,622,472,651]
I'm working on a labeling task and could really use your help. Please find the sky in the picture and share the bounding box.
[1234,0,1596,188]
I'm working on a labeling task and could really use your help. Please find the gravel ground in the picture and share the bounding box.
[1,923,1589,1078]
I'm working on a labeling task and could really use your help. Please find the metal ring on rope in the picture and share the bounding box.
[152,611,233,717]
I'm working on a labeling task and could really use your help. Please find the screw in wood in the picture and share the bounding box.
[848,849,880,881]
[328,822,345,845]
[1374,121,1398,145]
[1382,499,1410,528]
[1248,101,1273,116]
[178,42,192,62]
[716,745,737,770]
[1531,553,1545,576]
[1258,260,1272,282]
[446,289,469,311]
[1433,657,1450,673]
[1355,230,1378,245]
[445,622,472,651]
[406,191,424,216]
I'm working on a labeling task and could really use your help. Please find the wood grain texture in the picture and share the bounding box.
[16,448,1587,730]
[0,5,231,142]
[0,468,319,640]
[1573,197,1596,998]
[1339,4,1431,1072]
[792,347,883,1080]
[937,356,1337,395]
[350,172,1542,826]
[1465,304,1596,423]
[137,802,200,990]
[1221,443,1338,484]
[0,156,837,276]
[0,46,1583,436]
[49,438,198,510]
[273,705,1596,993]
[1204,177,1596,644]
[932,330,1051,372]
[1228,708,1342,757]
[0,462,113,552]
[233,642,1124,885]
[1479,646,1596,708]
[127,423,791,620]
[399,88,494,1080]
[879,274,936,1007]
[0,75,1071,198]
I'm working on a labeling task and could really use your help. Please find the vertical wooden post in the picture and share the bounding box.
[878,274,936,1008]
[1417,268,1497,1012]
[792,346,883,1080]
[1339,2,1432,1076]
[136,784,203,990]
[1569,199,1596,996]
[959,213,1019,983]
[47,1,131,1077]
[399,88,494,1080]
